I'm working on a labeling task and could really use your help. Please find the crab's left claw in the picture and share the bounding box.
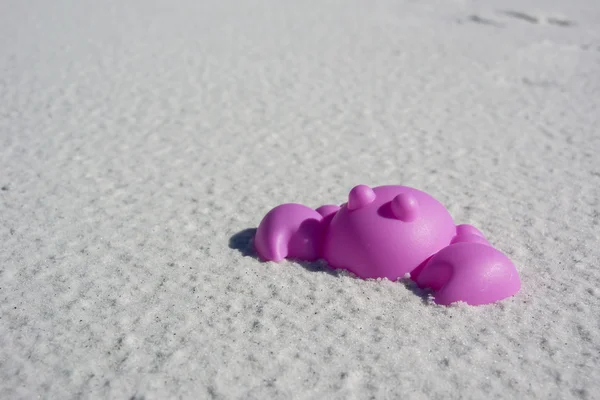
[254,203,335,262]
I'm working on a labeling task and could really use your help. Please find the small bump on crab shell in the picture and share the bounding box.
[390,192,419,222]
[347,185,376,210]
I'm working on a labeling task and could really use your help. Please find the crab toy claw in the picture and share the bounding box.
[254,203,340,262]
[415,225,521,305]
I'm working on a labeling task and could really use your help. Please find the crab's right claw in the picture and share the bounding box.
[254,203,328,262]
[415,225,521,306]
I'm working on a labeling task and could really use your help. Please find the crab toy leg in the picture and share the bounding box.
[254,203,339,262]
[414,224,521,306]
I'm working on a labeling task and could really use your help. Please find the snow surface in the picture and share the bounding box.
[1,0,599,398]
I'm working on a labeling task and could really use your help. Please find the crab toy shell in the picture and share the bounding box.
[254,185,521,306]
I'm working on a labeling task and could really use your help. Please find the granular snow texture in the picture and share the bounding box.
[1,0,599,399]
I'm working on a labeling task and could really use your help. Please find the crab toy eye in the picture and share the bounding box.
[347,185,376,210]
[390,192,419,221]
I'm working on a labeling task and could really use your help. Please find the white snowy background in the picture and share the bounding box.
[1,0,599,398]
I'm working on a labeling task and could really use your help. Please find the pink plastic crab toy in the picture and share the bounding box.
[254,185,520,306]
